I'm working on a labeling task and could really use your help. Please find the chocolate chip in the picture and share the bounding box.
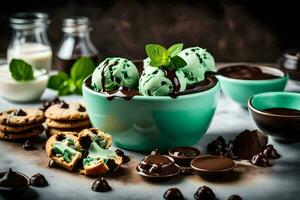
[106,159,118,172]
[78,105,86,112]
[263,145,280,159]
[48,160,59,168]
[228,194,243,200]
[14,109,27,116]
[59,101,69,109]
[91,177,112,192]
[251,152,271,167]
[22,140,36,150]
[79,136,92,149]
[30,173,48,187]
[207,136,227,155]
[115,149,125,156]
[163,188,184,200]
[56,134,66,141]
[194,186,216,200]
[40,97,62,111]
[121,155,130,164]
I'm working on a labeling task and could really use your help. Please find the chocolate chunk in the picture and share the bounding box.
[14,109,27,116]
[106,159,118,171]
[228,194,243,200]
[77,105,86,112]
[150,149,159,155]
[207,136,227,155]
[263,145,280,159]
[40,97,62,111]
[194,186,216,200]
[251,152,271,167]
[30,173,48,187]
[22,140,36,150]
[48,160,59,168]
[0,168,29,190]
[163,188,184,200]
[56,133,66,141]
[233,130,268,160]
[91,177,112,192]
[121,155,131,164]
[59,101,69,109]
[79,136,92,149]
[115,149,125,156]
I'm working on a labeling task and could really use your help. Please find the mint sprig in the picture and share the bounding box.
[48,57,96,96]
[145,43,187,70]
[9,59,35,81]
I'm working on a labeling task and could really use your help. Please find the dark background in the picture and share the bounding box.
[0,0,299,62]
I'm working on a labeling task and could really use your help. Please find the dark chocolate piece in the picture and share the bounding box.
[77,105,86,112]
[59,101,69,109]
[207,136,227,155]
[115,149,130,164]
[194,186,216,200]
[0,168,29,191]
[29,173,48,187]
[91,177,112,192]
[56,133,66,141]
[22,140,36,150]
[48,160,59,168]
[180,167,193,175]
[233,130,268,160]
[106,159,118,172]
[163,188,184,200]
[228,194,243,200]
[79,135,92,149]
[263,145,280,159]
[39,97,62,111]
[251,152,271,167]
[14,109,27,116]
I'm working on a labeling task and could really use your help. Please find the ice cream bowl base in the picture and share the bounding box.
[82,75,220,152]
[248,92,300,143]
[217,64,288,107]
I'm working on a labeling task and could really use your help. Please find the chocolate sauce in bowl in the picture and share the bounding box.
[164,69,181,97]
[263,108,300,116]
[102,87,140,100]
[218,65,281,80]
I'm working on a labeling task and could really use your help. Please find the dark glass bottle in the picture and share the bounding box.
[54,17,99,74]
[278,49,300,81]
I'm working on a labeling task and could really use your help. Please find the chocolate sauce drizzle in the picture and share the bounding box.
[164,69,181,98]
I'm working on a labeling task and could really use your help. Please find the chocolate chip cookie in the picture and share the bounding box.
[45,102,88,121]
[0,109,45,126]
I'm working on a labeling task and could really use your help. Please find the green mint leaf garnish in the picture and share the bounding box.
[168,43,183,57]
[70,57,96,81]
[145,44,169,67]
[48,57,96,96]
[170,55,187,70]
[145,43,186,70]
[48,72,69,90]
[9,59,35,81]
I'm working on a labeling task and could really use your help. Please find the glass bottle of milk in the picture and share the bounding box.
[7,12,52,71]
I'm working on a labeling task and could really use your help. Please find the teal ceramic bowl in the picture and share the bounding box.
[249,92,300,142]
[82,76,220,152]
[217,64,288,107]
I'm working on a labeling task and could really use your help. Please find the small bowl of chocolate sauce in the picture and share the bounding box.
[0,169,30,196]
[249,92,300,142]
[190,155,236,180]
[217,64,288,107]
[168,146,201,167]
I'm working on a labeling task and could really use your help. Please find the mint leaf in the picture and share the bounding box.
[48,72,69,90]
[168,43,183,57]
[70,57,96,81]
[145,44,169,67]
[170,55,187,70]
[9,59,34,81]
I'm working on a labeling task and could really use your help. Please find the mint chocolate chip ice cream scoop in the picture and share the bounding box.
[139,65,187,96]
[178,47,215,85]
[91,57,139,91]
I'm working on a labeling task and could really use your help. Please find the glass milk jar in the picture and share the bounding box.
[7,12,52,71]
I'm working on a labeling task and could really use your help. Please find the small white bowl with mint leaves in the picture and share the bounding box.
[0,59,48,102]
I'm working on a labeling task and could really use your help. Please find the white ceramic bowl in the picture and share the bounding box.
[0,64,49,102]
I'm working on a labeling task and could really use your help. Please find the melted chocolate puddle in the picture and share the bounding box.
[263,108,300,116]
[218,65,281,80]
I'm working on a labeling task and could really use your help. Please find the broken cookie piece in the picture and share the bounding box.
[45,133,83,171]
